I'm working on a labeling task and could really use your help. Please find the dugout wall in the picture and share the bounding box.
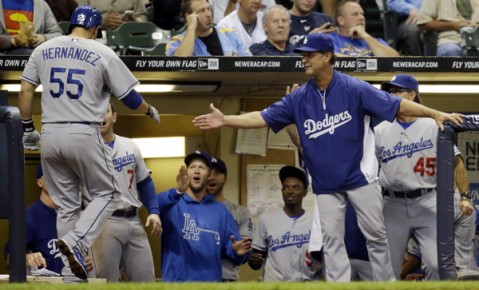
[437,115,479,280]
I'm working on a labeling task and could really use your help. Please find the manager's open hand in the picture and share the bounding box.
[193,103,224,129]
[434,111,463,131]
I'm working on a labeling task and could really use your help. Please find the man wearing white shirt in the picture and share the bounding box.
[212,0,275,24]
[217,0,267,48]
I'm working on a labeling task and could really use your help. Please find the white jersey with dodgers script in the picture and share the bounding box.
[375,118,438,191]
[252,210,317,282]
[21,35,139,123]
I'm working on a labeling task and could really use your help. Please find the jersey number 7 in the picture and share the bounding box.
[50,67,86,99]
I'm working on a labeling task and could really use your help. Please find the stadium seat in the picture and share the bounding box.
[58,21,70,35]
[380,0,399,49]
[462,29,479,56]
[142,43,167,56]
[107,22,171,55]
[421,30,438,56]
[171,25,187,36]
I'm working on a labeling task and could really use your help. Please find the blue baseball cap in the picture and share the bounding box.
[293,33,334,53]
[211,157,227,176]
[381,74,419,94]
[36,163,43,179]
[279,166,309,188]
[184,150,212,167]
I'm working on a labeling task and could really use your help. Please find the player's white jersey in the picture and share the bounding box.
[110,135,150,210]
[253,210,317,282]
[375,118,438,191]
[21,36,138,123]
[221,200,253,280]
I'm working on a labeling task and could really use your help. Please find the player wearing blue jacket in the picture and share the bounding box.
[193,33,462,282]
[157,151,251,282]
[4,165,63,275]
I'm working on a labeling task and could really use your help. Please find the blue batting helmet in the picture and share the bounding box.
[70,5,102,31]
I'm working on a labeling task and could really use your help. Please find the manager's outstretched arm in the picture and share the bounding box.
[193,103,267,129]
[396,99,463,131]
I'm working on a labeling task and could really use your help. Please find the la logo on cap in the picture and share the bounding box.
[391,76,397,81]
[303,37,308,44]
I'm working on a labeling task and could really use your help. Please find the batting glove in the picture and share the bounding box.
[22,118,41,151]
[146,104,160,124]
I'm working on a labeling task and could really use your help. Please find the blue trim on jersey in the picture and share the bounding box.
[116,81,139,99]
[21,76,39,86]
[397,119,415,130]
[157,188,247,281]
[137,176,160,215]
[261,70,402,194]
[120,89,143,110]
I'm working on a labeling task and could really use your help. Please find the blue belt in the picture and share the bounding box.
[112,207,137,218]
[383,188,434,199]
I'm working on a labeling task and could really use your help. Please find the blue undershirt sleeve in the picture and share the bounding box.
[120,89,143,110]
[137,176,160,215]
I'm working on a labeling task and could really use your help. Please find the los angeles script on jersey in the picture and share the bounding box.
[268,230,310,252]
[377,138,434,163]
[113,151,136,172]
[41,47,101,66]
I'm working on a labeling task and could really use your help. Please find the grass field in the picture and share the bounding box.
[2,281,479,290]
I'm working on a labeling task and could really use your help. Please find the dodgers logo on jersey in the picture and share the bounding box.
[268,230,311,252]
[377,138,434,163]
[113,151,136,172]
[304,111,352,139]
[182,213,221,245]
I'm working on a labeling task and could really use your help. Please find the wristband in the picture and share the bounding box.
[21,118,35,132]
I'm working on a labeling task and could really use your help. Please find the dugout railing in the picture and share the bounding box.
[0,104,26,282]
[437,115,479,280]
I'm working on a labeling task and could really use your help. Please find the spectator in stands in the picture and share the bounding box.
[328,0,399,56]
[217,0,267,49]
[77,0,148,30]
[0,0,62,55]
[288,0,336,47]
[45,0,78,22]
[250,5,298,55]
[213,0,275,25]
[386,0,423,56]
[166,0,250,56]
[417,0,479,56]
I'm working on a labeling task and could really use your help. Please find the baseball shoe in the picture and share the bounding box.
[57,239,88,280]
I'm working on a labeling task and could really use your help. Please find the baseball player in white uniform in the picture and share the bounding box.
[207,157,253,281]
[18,5,160,281]
[375,74,475,280]
[248,166,319,281]
[86,103,162,282]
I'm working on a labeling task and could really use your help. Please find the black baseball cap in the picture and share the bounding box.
[279,165,309,188]
[184,150,212,167]
[211,157,227,176]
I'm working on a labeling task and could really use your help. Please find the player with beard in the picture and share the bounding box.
[157,151,252,282]
[208,157,253,282]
